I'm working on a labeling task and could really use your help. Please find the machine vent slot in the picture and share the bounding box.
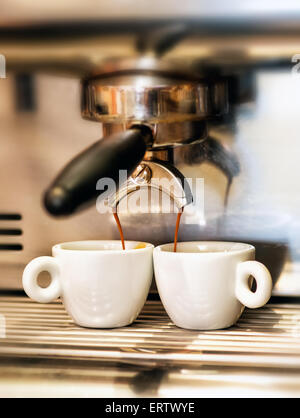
[0,213,23,251]
[0,213,22,220]
[0,244,23,251]
[0,229,22,236]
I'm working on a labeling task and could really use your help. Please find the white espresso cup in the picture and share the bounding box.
[153,241,273,330]
[23,240,153,328]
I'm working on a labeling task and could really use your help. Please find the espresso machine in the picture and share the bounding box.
[43,62,233,218]
[0,3,298,297]
[2,1,300,399]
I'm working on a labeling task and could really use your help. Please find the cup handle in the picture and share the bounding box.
[235,261,273,309]
[22,256,61,303]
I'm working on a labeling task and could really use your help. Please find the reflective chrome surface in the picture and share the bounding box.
[3,8,300,75]
[109,160,193,212]
[82,73,228,125]
[1,295,300,397]
[102,120,207,148]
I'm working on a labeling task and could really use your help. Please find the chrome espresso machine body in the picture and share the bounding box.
[0,3,300,297]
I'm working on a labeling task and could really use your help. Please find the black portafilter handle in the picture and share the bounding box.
[44,125,152,216]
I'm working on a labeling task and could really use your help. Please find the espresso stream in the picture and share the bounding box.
[113,209,184,252]
[173,209,183,252]
[113,212,126,250]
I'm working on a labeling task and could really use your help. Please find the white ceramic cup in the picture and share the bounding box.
[23,240,153,328]
[153,241,273,330]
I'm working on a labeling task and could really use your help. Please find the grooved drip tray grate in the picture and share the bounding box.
[0,295,300,397]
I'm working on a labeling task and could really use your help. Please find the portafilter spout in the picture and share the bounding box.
[108,159,193,213]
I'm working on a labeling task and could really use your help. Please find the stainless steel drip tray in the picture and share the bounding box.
[0,295,300,397]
